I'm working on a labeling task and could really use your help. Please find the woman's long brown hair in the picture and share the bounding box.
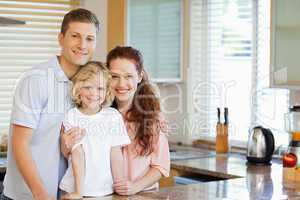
[107,46,161,156]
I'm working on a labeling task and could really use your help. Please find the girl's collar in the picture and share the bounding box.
[76,105,102,116]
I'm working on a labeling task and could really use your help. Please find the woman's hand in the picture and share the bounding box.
[114,168,162,196]
[113,180,140,196]
[33,190,55,200]
[157,113,169,133]
[34,195,55,200]
[60,125,85,159]
[159,119,168,133]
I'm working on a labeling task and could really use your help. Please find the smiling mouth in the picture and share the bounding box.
[73,50,87,56]
[86,97,99,102]
[116,89,129,94]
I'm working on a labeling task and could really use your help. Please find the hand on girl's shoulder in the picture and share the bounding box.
[158,113,169,134]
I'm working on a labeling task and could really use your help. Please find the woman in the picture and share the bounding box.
[107,46,170,195]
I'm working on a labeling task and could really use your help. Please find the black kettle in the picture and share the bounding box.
[246,126,275,165]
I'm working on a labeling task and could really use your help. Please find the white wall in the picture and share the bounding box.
[290,90,300,106]
[158,83,188,143]
[81,0,188,144]
[81,0,107,62]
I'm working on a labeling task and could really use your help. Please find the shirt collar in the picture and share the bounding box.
[53,56,70,82]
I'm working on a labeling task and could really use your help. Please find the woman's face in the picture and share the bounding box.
[109,58,141,106]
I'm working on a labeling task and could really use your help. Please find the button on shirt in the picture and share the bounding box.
[3,57,72,200]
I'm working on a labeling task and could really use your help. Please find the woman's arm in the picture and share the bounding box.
[114,167,161,195]
[111,146,125,183]
[12,124,55,200]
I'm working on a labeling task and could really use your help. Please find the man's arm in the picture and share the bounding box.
[12,124,54,200]
[60,125,85,159]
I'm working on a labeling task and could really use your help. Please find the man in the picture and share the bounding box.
[1,8,99,200]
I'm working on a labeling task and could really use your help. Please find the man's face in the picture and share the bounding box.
[58,22,97,67]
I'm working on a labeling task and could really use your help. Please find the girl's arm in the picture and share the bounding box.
[70,145,85,196]
[114,167,161,195]
[110,146,125,182]
[12,124,55,200]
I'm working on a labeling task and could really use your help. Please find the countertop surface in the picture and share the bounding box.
[1,146,299,199]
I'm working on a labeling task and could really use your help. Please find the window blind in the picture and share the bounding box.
[0,0,79,133]
[127,0,181,81]
[189,0,253,141]
[252,0,289,146]
[189,0,289,145]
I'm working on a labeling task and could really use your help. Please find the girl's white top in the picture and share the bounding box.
[59,107,130,197]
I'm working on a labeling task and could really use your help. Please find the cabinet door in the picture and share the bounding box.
[271,0,300,87]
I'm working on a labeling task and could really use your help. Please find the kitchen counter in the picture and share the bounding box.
[1,147,300,199]
[93,146,298,200]
[87,177,295,200]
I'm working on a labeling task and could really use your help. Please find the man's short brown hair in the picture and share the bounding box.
[61,8,100,35]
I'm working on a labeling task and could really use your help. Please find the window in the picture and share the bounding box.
[253,0,289,146]
[127,0,182,82]
[189,0,289,146]
[0,0,79,133]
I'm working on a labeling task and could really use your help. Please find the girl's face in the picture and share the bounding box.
[79,72,107,113]
[109,58,141,106]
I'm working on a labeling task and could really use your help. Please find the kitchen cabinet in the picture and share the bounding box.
[270,0,300,87]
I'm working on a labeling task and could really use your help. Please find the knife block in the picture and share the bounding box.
[216,123,228,153]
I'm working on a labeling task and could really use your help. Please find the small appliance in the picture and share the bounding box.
[284,106,300,167]
[246,126,275,165]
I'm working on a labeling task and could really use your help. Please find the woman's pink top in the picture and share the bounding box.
[122,123,170,191]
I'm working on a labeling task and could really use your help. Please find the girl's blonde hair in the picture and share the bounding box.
[71,61,114,108]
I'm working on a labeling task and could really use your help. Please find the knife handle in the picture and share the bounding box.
[224,107,228,125]
[217,108,221,123]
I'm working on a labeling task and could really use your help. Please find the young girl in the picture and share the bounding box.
[59,61,130,199]
[107,46,170,195]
